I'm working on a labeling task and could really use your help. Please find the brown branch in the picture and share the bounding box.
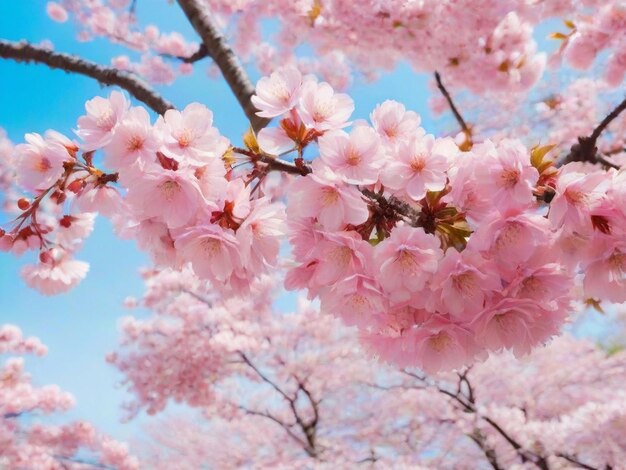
[556,454,604,470]
[403,371,551,470]
[434,71,471,138]
[563,96,626,169]
[175,0,270,132]
[163,44,210,64]
[468,430,504,470]
[0,40,175,115]
[238,406,312,454]
[238,353,318,457]
[590,96,626,142]
[239,352,294,403]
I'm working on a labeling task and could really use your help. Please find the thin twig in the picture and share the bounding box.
[0,40,175,115]
[163,44,210,64]
[434,71,471,137]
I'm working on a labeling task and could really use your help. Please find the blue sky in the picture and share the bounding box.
[0,1,574,445]
[0,1,437,441]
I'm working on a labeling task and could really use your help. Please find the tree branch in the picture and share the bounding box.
[175,0,270,132]
[0,40,175,115]
[434,71,471,140]
[468,429,504,470]
[163,44,210,64]
[238,406,312,454]
[563,96,626,169]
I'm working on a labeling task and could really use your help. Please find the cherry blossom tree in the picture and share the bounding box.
[1,1,626,466]
[113,268,626,469]
[0,324,138,469]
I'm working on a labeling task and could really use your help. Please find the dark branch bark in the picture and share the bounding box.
[563,96,626,169]
[175,0,270,132]
[434,71,471,138]
[239,406,312,453]
[589,96,626,142]
[163,44,210,64]
[0,40,175,115]
[468,430,504,470]
[556,453,604,470]
[238,353,318,457]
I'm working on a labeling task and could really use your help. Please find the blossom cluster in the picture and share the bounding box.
[251,67,625,372]
[2,65,624,371]
[0,129,95,295]
[554,2,626,87]
[47,0,200,84]
[1,89,285,295]
[48,0,616,93]
[111,268,626,468]
[0,324,138,469]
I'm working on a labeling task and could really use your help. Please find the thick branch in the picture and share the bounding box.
[0,40,175,115]
[176,0,270,132]
[434,71,471,138]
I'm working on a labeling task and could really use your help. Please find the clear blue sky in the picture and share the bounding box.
[0,1,436,441]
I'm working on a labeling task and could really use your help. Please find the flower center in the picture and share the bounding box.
[321,187,340,206]
[158,180,181,201]
[201,238,221,256]
[345,148,361,166]
[177,129,194,148]
[452,272,475,294]
[35,157,52,173]
[410,155,426,173]
[127,135,145,152]
[499,168,520,188]
[428,332,451,352]
[97,108,116,131]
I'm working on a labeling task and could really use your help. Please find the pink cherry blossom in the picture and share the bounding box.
[287,170,369,231]
[428,249,501,319]
[125,167,203,229]
[46,1,68,22]
[174,223,241,282]
[549,170,609,233]
[382,134,453,201]
[157,103,229,163]
[251,66,303,118]
[370,100,423,149]
[474,139,539,212]
[318,126,382,184]
[21,253,89,295]
[104,106,158,171]
[257,126,296,155]
[470,211,552,271]
[584,244,626,303]
[298,80,354,131]
[76,90,130,151]
[15,133,70,192]
[471,297,563,356]
[375,225,443,303]
[320,274,385,327]
[236,197,285,272]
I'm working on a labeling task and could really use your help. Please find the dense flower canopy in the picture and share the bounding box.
[1,0,626,468]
